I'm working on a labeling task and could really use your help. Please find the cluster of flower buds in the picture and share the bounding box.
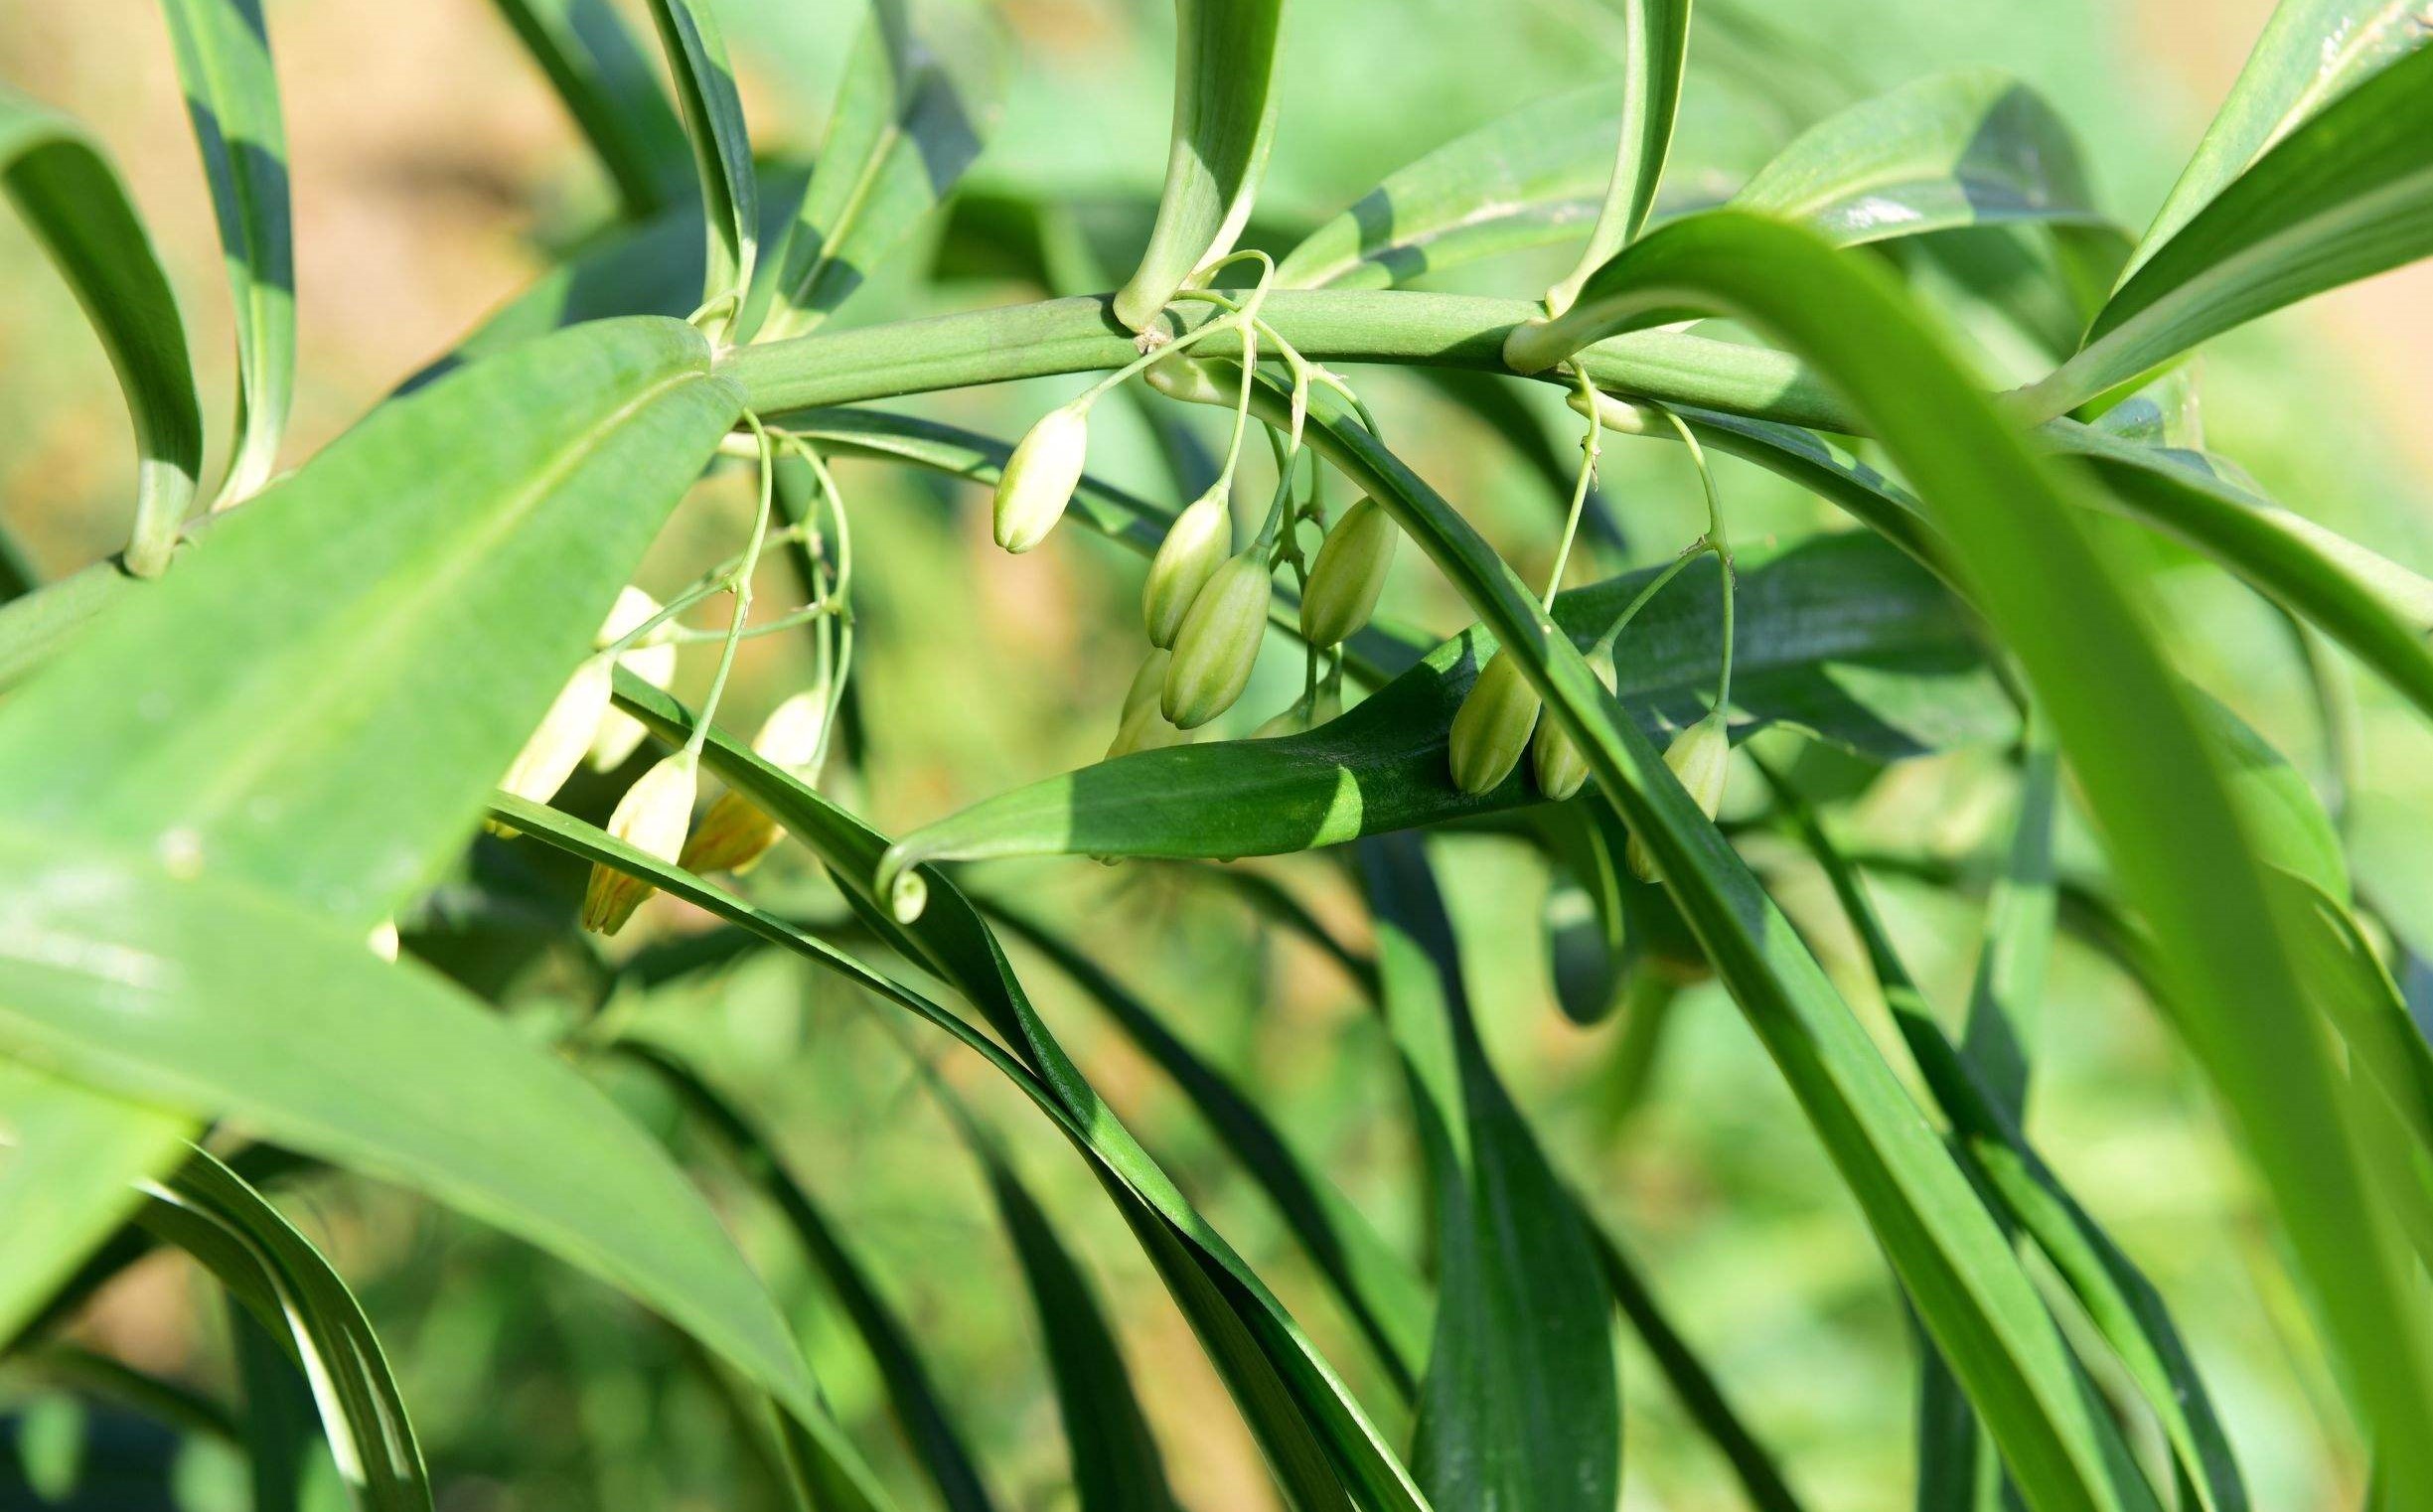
[681,688,830,874]
[1625,712,1731,882]
[582,750,698,935]
[994,398,1094,553]
[489,587,680,834]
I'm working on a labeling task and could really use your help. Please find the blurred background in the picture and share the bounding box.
[4,1,2430,1508]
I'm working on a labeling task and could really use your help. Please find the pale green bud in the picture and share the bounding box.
[1143,487,1234,648]
[1107,698,1189,758]
[677,689,829,875]
[1447,651,1541,794]
[488,653,614,834]
[1628,712,1732,883]
[1121,650,1171,718]
[1530,647,1617,801]
[367,919,400,963]
[994,398,1092,553]
[1252,681,1340,739]
[749,687,831,770]
[1141,351,1233,406]
[1161,550,1272,729]
[583,751,697,935]
[589,586,680,772]
[1298,499,1396,648]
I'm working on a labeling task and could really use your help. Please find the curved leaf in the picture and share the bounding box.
[160,0,294,506]
[883,532,2010,869]
[1731,69,2106,246]
[2127,0,2433,283]
[1111,0,1285,330]
[488,0,692,217]
[642,0,756,335]
[757,0,1008,340]
[2022,45,2433,417]
[0,316,740,931]
[1362,835,1618,1512]
[0,1066,191,1349]
[0,834,889,1507]
[0,87,202,576]
[1516,206,2433,1503]
[1544,0,1694,313]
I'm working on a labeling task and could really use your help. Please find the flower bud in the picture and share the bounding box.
[367,919,400,963]
[1627,712,1732,883]
[1531,647,1617,801]
[487,654,614,835]
[1121,649,1171,719]
[1107,698,1189,758]
[583,752,698,935]
[678,689,830,875]
[589,587,680,772]
[1252,680,1341,740]
[1141,351,1233,406]
[1298,499,1396,648]
[1142,486,1233,648]
[994,398,1092,553]
[1447,651,1541,795]
[1162,550,1272,729]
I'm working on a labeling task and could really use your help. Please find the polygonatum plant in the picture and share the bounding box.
[3,0,2433,1508]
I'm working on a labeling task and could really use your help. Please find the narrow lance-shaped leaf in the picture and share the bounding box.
[1515,207,2433,1500]
[1275,85,1621,293]
[642,0,757,336]
[756,0,1009,341]
[1111,0,1284,331]
[1730,69,2107,247]
[0,1065,191,1350]
[1542,0,1693,315]
[1361,834,1619,1512]
[2124,0,2433,284]
[2020,45,2433,418]
[0,836,892,1510]
[487,0,692,218]
[159,0,295,507]
[0,87,202,577]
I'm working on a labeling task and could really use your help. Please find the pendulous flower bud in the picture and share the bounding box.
[1142,486,1234,648]
[589,587,679,772]
[1252,680,1340,739]
[1162,550,1273,729]
[678,688,832,875]
[487,653,614,835]
[1298,498,1396,649]
[1627,711,1732,883]
[1530,646,1617,801]
[583,751,698,935]
[1447,651,1541,795]
[994,398,1093,553]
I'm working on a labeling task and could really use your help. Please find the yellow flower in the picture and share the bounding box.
[583,752,697,935]
[588,586,679,772]
[487,654,613,836]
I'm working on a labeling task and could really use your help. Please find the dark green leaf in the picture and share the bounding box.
[488,0,692,218]
[641,0,757,335]
[0,1066,191,1349]
[1543,0,1694,313]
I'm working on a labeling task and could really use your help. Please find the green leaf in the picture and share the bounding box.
[1111,0,1285,330]
[1525,207,2433,1502]
[1543,0,1694,314]
[2125,1,2432,285]
[159,0,294,507]
[0,833,891,1508]
[756,0,1008,340]
[983,904,1430,1399]
[880,532,2011,869]
[140,1150,430,1512]
[0,1065,191,1350]
[1361,834,1618,1512]
[487,0,692,218]
[641,0,757,336]
[1275,85,1621,293]
[0,316,740,930]
[622,1044,1002,1512]
[2021,45,2433,418]
[1730,70,2106,247]
[0,86,202,577]
[917,1073,1180,1512]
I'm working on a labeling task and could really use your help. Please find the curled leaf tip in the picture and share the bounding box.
[876,845,930,923]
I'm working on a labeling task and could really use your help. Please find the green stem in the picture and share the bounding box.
[1590,544,1707,661]
[686,415,775,761]
[1541,366,1603,606]
[1654,404,1735,710]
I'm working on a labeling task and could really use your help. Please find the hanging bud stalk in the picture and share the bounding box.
[994,397,1093,553]
[1144,485,1234,647]
[1111,0,1286,332]
[486,654,614,835]
[1447,650,1543,794]
[681,687,829,874]
[1298,497,1397,648]
[584,751,699,935]
[1532,645,1617,801]
[1627,711,1730,883]
[590,586,680,771]
[1162,549,1272,729]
